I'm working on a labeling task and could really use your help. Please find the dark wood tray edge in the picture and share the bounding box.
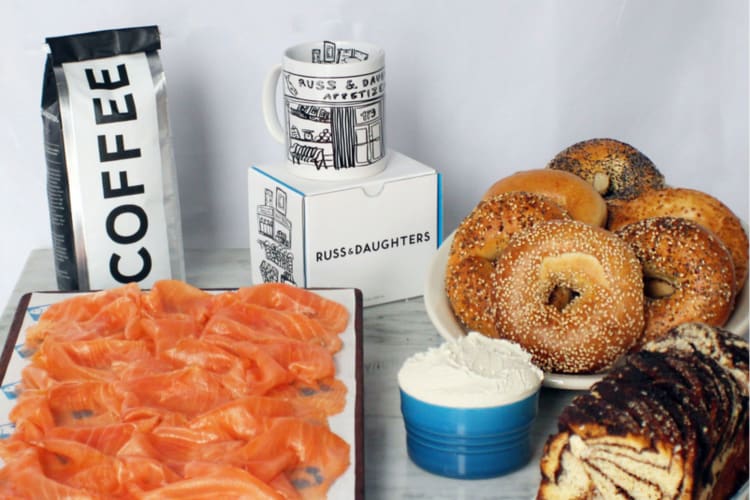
[353,288,364,500]
[0,292,32,385]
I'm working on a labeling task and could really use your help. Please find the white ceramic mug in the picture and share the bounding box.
[262,40,387,180]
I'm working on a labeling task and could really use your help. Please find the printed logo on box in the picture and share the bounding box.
[27,304,50,322]
[0,422,15,439]
[255,187,297,285]
[14,344,34,359]
[313,232,432,262]
[1,382,20,400]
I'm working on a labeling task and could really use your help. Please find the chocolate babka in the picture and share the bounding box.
[538,323,749,499]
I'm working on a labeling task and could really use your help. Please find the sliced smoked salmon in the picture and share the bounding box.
[187,396,328,442]
[126,316,202,355]
[140,461,284,499]
[228,418,350,500]
[265,377,348,417]
[141,280,215,324]
[211,300,343,353]
[23,284,141,355]
[0,446,105,499]
[31,283,141,324]
[236,283,350,335]
[2,280,352,498]
[47,422,141,456]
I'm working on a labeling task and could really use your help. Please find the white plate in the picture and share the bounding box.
[424,230,750,391]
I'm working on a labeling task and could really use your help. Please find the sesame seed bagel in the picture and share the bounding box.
[607,187,749,293]
[493,219,645,374]
[481,168,608,227]
[616,217,736,344]
[546,138,665,200]
[445,192,570,337]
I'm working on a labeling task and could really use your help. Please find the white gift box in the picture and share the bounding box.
[248,150,442,306]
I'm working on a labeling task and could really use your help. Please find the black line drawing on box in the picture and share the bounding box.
[275,186,287,214]
[259,260,279,282]
[256,187,296,285]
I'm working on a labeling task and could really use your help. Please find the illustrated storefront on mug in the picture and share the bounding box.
[285,98,384,171]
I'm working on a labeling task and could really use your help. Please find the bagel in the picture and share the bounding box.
[607,187,748,292]
[481,169,607,227]
[445,192,570,336]
[492,219,645,374]
[546,138,665,200]
[616,217,736,343]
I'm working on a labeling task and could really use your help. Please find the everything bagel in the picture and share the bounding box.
[616,216,736,343]
[608,187,748,292]
[445,192,570,337]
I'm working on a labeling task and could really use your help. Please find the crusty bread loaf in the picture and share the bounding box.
[537,323,748,500]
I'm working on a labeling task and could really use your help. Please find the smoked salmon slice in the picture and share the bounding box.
[210,300,343,353]
[2,280,353,498]
[187,396,328,442]
[265,377,348,417]
[47,422,142,456]
[123,364,235,416]
[228,418,350,500]
[24,290,139,350]
[126,316,202,355]
[34,338,150,383]
[46,380,127,428]
[236,283,350,335]
[200,327,336,385]
[140,461,284,499]
[30,283,141,324]
[0,446,105,499]
[141,280,214,325]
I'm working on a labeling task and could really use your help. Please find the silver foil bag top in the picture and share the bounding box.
[42,26,185,291]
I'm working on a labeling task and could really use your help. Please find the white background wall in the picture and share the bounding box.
[1,0,747,310]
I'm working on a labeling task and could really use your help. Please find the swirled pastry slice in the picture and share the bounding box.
[537,323,749,500]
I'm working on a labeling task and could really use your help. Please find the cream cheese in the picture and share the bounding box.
[397,331,544,408]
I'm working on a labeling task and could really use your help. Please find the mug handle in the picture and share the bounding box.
[262,64,286,143]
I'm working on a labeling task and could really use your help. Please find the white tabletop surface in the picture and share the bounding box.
[0,248,582,499]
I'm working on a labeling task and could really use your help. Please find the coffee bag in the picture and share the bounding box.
[41,26,184,290]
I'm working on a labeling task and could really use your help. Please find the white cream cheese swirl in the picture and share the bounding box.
[398,331,544,408]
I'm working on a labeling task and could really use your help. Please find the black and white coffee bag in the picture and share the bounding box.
[42,26,185,291]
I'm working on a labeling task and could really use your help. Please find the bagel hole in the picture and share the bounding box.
[548,286,580,311]
[645,277,675,299]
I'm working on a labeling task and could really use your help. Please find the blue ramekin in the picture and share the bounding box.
[399,387,540,479]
